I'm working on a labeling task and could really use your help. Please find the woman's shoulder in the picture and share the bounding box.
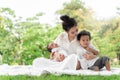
[54,32,67,43]
[59,32,67,36]
[57,32,67,38]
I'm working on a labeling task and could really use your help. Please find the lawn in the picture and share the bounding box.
[0,74,120,80]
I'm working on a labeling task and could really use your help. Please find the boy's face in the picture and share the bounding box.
[79,35,90,48]
[48,43,58,49]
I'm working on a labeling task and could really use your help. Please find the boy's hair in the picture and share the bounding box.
[47,44,52,52]
[77,30,91,41]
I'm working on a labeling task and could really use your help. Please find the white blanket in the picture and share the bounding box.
[0,54,120,76]
[0,64,120,76]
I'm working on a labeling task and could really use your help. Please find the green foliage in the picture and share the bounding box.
[0,7,63,65]
[92,19,120,59]
[63,0,84,10]
[20,25,63,64]
[56,0,97,31]
[36,12,44,17]
[0,7,15,17]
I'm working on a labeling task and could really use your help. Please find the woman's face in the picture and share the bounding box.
[67,26,78,38]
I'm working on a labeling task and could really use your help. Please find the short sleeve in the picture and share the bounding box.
[54,32,65,46]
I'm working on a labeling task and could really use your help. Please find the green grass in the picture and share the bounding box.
[0,74,120,80]
[111,65,120,68]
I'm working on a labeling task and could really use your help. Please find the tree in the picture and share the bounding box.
[56,0,96,31]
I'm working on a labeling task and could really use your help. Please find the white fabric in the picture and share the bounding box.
[33,54,78,70]
[52,47,68,57]
[0,64,120,76]
[54,32,79,55]
[76,45,99,69]
[0,54,120,76]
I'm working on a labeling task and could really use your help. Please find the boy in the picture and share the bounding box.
[76,30,110,71]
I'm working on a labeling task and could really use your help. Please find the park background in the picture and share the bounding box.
[0,0,120,79]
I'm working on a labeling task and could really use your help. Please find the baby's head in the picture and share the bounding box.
[77,30,91,48]
[47,43,58,52]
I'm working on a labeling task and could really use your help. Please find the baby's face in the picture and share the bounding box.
[54,52,65,62]
[79,35,90,48]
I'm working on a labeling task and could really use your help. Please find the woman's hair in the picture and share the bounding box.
[77,30,91,41]
[60,15,77,31]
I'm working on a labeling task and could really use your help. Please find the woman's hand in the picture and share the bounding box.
[83,52,97,60]
[83,53,91,60]
[50,52,55,60]
[86,47,99,55]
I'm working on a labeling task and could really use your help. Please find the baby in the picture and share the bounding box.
[47,43,68,62]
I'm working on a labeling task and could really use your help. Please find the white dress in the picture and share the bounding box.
[32,54,78,70]
[52,47,68,57]
[32,32,79,70]
[54,32,79,55]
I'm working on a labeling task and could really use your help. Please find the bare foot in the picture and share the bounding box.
[93,66,99,71]
[105,60,111,71]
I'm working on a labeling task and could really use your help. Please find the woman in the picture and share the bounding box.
[54,15,79,54]
[53,15,79,60]
[32,15,79,69]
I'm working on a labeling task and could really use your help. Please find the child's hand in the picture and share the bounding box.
[83,53,91,60]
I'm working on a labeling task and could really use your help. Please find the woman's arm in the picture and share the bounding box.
[83,52,97,60]
[84,45,99,60]
[86,47,99,55]
[88,42,99,55]
[54,32,64,44]
[50,52,55,60]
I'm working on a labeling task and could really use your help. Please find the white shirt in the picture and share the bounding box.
[54,32,79,56]
[76,44,99,69]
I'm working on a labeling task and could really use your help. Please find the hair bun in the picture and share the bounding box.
[60,15,70,23]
